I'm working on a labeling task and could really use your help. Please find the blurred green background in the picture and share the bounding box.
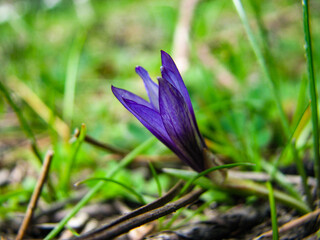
[0,0,320,223]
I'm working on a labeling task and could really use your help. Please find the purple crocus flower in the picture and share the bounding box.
[112,51,225,181]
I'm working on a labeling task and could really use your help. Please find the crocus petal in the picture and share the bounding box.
[160,50,191,110]
[112,85,173,152]
[111,85,153,113]
[135,66,159,110]
[123,98,173,148]
[112,51,210,173]
[161,50,183,82]
[158,77,205,172]
[124,97,201,172]
[160,51,206,147]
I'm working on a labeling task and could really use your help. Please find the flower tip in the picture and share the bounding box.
[135,66,141,72]
[160,50,176,71]
[111,85,121,96]
[160,50,170,60]
[135,66,148,76]
[160,49,169,55]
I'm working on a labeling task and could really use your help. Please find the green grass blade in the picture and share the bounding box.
[302,0,320,198]
[248,0,278,86]
[232,0,290,138]
[233,0,312,208]
[63,30,87,124]
[44,137,156,240]
[65,225,80,237]
[292,103,311,141]
[75,177,146,204]
[292,76,308,128]
[262,160,303,202]
[267,182,279,240]
[0,190,30,205]
[0,80,42,163]
[163,207,184,229]
[291,141,312,208]
[269,104,312,207]
[148,161,162,197]
[174,199,213,229]
[6,77,70,140]
[61,124,87,192]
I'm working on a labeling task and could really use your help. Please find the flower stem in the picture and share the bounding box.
[302,0,320,199]
[164,168,311,214]
[267,182,279,240]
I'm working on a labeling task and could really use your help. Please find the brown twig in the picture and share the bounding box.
[72,127,127,155]
[16,150,54,240]
[84,135,127,155]
[74,188,205,240]
[78,132,180,163]
[254,208,320,239]
[71,180,185,240]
